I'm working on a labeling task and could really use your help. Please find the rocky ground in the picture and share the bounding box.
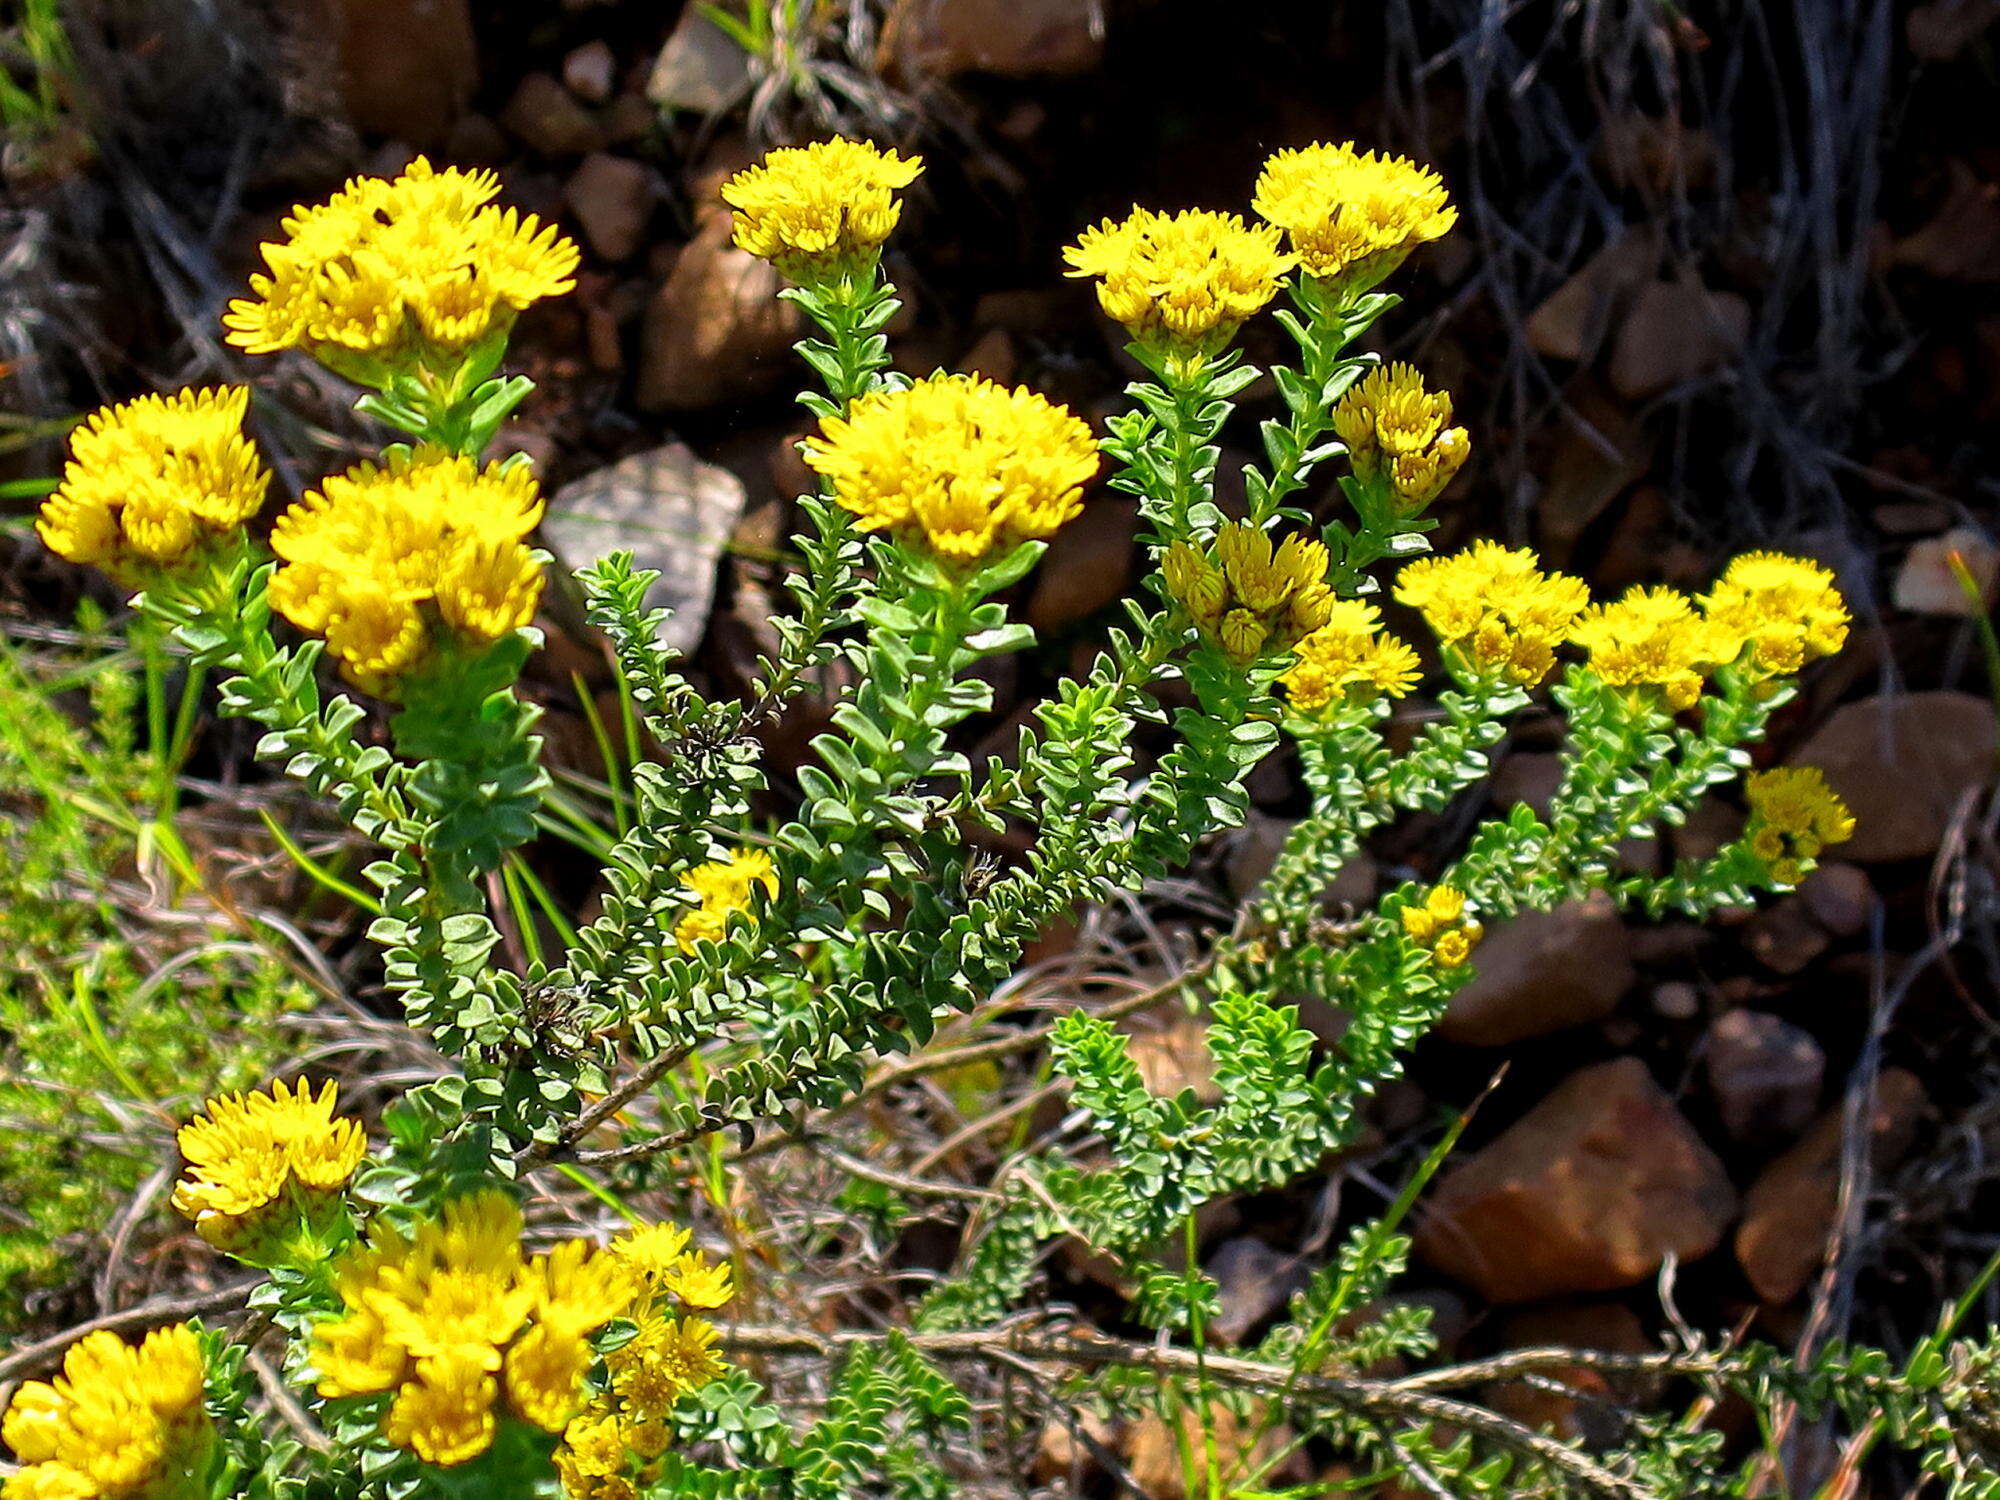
[5,0,2000,1488]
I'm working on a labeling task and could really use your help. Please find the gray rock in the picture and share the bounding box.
[544,443,747,657]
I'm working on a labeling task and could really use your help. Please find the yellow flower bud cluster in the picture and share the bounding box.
[673,848,780,954]
[224,158,579,376]
[1253,142,1457,293]
[1394,542,1590,689]
[801,373,1100,567]
[171,1078,366,1259]
[1164,523,1336,667]
[555,1224,735,1499]
[311,1192,639,1468]
[721,138,924,280]
[268,451,546,696]
[1063,208,1294,357]
[1569,586,1744,712]
[1,1325,212,1500]
[1332,363,1470,511]
[1280,600,1423,713]
[1399,886,1483,968]
[1700,552,1850,676]
[37,387,269,579]
[1744,767,1855,885]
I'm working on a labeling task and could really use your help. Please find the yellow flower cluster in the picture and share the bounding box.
[1332,363,1470,511]
[555,1224,735,1500]
[1252,142,1457,292]
[268,450,545,695]
[1,1326,212,1500]
[801,374,1099,566]
[1280,600,1422,713]
[1063,208,1294,356]
[1394,542,1590,688]
[1399,886,1483,968]
[312,1192,635,1468]
[1701,552,1850,676]
[1570,586,1741,711]
[224,158,579,375]
[1745,767,1855,884]
[1164,523,1336,667]
[172,1078,366,1258]
[38,388,269,578]
[721,138,924,280]
[673,848,779,954]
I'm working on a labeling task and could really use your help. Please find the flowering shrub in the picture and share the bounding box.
[8,137,1994,1500]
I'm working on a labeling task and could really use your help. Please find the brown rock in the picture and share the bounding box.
[501,72,605,157]
[956,327,1018,382]
[1486,1301,1653,1444]
[1894,526,1998,616]
[1439,893,1634,1046]
[1126,1012,1220,1106]
[329,0,477,149]
[1799,862,1874,938]
[1873,499,1952,536]
[1740,897,1830,976]
[1489,752,1562,816]
[1597,114,1717,197]
[648,8,752,113]
[1673,796,1746,862]
[561,39,617,103]
[1790,692,1997,862]
[1608,281,1751,399]
[885,0,1105,79]
[1207,1237,1303,1345]
[1536,389,1655,567]
[1026,499,1134,634]
[1415,1058,1737,1303]
[1908,0,2000,58]
[1125,1402,1302,1499]
[1651,981,1702,1021]
[1734,1069,1926,1303]
[564,153,655,262]
[637,214,804,411]
[1893,164,2000,283]
[1033,1409,1119,1487]
[1704,1010,1824,1144]
[1525,227,1662,363]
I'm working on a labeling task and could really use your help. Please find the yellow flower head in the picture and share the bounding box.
[268,450,545,696]
[1700,551,1850,677]
[1281,600,1423,713]
[1332,363,1470,511]
[720,138,924,280]
[801,374,1099,567]
[310,1192,633,1468]
[1,1325,212,1500]
[1063,208,1293,356]
[1393,542,1589,688]
[555,1409,637,1497]
[672,848,779,954]
[605,1312,726,1420]
[611,1223,737,1311]
[1398,885,1483,968]
[1745,767,1855,884]
[224,158,579,378]
[1166,524,1333,667]
[38,388,269,579]
[1571,585,1739,710]
[171,1078,365,1259]
[1253,142,1457,291]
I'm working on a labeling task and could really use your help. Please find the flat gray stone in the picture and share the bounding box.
[544,442,747,657]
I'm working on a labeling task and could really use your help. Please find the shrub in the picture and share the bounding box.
[7,141,1993,1500]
